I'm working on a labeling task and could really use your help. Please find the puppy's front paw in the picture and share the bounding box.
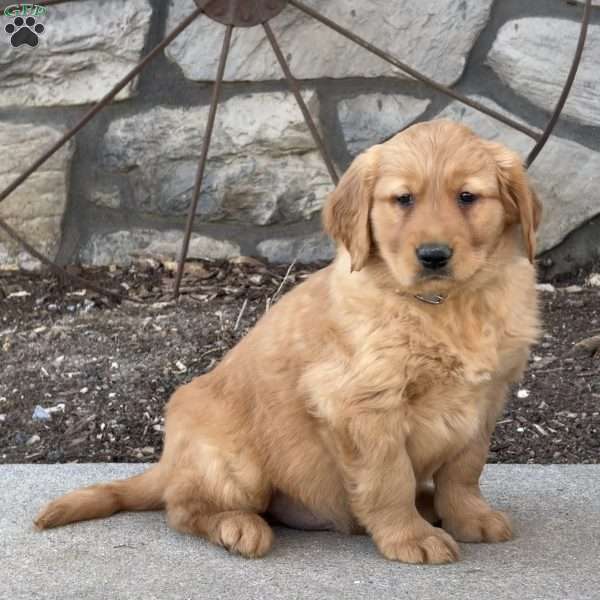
[216,513,274,558]
[443,510,513,543]
[377,527,460,564]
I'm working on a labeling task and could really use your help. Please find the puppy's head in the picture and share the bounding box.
[323,119,541,291]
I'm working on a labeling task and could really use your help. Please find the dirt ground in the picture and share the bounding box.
[1,257,599,465]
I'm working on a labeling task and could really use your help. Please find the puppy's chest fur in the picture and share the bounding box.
[307,295,537,476]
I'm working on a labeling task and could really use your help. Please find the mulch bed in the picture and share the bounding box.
[1,257,599,465]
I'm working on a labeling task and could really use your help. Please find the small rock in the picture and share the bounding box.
[150,301,175,310]
[47,449,65,462]
[248,274,264,285]
[586,273,600,288]
[530,355,556,369]
[82,299,96,313]
[571,335,600,357]
[7,290,31,299]
[535,283,556,293]
[162,260,178,272]
[229,256,265,267]
[134,257,161,272]
[80,387,89,394]
[0,413,6,422]
[564,285,583,293]
[516,389,530,399]
[47,403,65,414]
[32,405,51,422]
[26,434,41,446]
[141,446,155,456]
[183,262,212,279]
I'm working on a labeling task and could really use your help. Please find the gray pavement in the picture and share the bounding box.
[1,464,599,600]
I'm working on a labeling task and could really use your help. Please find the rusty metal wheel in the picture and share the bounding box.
[0,0,593,300]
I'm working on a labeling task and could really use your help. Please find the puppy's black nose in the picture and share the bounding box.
[416,244,453,270]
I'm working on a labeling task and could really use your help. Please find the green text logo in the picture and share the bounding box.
[3,4,47,18]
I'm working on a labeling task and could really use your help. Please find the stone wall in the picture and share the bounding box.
[0,0,598,272]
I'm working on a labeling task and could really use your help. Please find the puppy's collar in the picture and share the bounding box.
[414,293,447,305]
[394,289,447,305]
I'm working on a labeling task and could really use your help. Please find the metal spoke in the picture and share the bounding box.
[0,6,203,301]
[287,0,542,142]
[526,0,592,167]
[263,21,339,185]
[0,6,203,205]
[0,217,138,303]
[173,24,234,298]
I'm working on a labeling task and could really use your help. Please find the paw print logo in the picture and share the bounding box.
[5,16,45,48]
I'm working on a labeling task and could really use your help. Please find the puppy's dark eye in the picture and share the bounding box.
[458,191,478,206]
[396,193,415,207]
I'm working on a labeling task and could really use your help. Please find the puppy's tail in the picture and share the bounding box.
[34,465,166,530]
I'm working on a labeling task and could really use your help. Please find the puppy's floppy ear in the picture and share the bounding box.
[485,142,542,263]
[323,147,379,272]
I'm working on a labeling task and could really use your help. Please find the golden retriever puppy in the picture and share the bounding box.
[35,120,541,564]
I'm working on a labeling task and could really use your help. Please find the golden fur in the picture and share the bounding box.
[35,120,541,564]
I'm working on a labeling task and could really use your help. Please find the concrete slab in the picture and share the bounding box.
[1,464,599,600]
